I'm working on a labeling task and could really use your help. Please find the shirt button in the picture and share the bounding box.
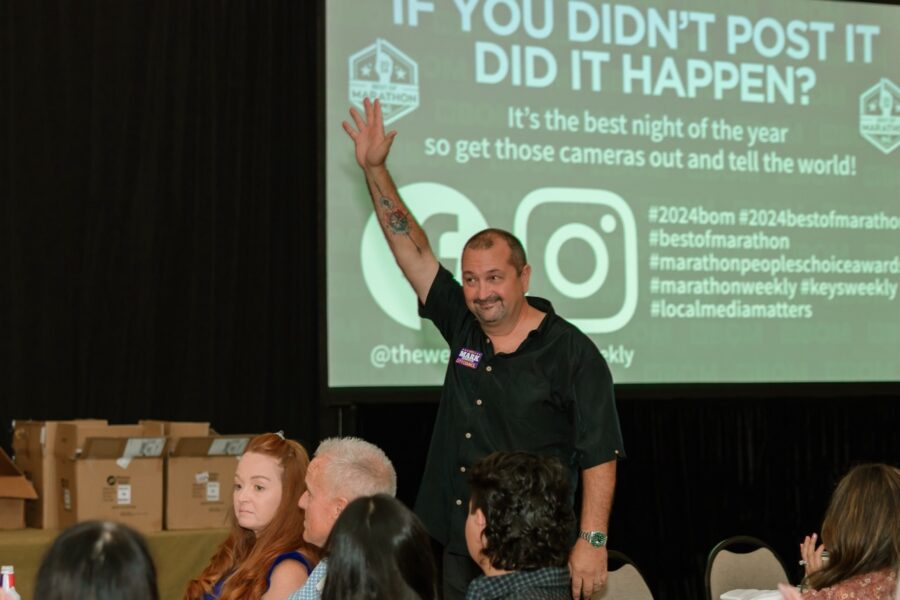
[455,499,463,506]
[476,399,483,406]
[486,366,493,373]
[465,432,472,439]
[459,466,467,473]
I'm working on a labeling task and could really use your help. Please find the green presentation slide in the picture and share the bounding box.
[326,0,899,387]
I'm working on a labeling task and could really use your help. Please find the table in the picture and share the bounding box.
[0,527,229,599]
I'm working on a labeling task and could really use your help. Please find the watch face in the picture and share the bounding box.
[589,532,607,547]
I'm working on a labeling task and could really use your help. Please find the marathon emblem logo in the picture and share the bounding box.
[859,78,900,154]
[455,348,483,369]
[348,38,419,126]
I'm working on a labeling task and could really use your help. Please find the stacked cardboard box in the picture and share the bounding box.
[11,420,258,532]
[55,422,167,532]
[0,447,38,529]
[12,419,107,528]
[165,433,252,530]
[140,420,249,529]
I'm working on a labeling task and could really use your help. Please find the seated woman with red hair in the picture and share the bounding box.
[184,433,319,600]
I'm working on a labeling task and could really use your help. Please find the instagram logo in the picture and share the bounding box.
[360,182,489,330]
[513,188,638,333]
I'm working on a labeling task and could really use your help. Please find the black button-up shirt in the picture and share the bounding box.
[414,266,625,554]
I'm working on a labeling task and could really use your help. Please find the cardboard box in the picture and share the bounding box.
[140,420,211,439]
[165,435,251,530]
[55,422,167,533]
[0,446,38,529]
[12,419,107,528]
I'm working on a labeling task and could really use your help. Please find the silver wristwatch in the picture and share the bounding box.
[579,530,608,548]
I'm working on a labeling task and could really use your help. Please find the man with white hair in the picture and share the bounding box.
[287,437,397,600]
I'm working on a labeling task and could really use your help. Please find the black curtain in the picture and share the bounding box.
[2,3,898,600]
[2,0,320,446]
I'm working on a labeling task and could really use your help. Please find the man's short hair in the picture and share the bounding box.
[315,437,397,500]
[464,228,527,274]
[468,452,575,571]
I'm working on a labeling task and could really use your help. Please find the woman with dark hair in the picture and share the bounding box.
[185,433,319,600]
[464,452,576,600]
[795,463,899,599]
[321,494,437,600]
[32,520,158,600]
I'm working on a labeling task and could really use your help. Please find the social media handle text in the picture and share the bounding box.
[370,344,452,369]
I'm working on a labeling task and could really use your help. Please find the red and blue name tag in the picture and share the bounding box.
[455,348,483,369]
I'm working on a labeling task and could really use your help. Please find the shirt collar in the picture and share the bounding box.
[525,295,555,337]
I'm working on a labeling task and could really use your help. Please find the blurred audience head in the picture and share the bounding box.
[298,437,397,547]
[321,494,436,600]
[35,520,158,600]
[808,463,900,590]
[466,451,575,573]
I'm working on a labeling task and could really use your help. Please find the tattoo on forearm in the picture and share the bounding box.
[385,209,422,254]
[369,176,422,254]
[388,209,409,234]
[373,181,394,210]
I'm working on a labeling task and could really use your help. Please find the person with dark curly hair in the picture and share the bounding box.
[464,452,576,600]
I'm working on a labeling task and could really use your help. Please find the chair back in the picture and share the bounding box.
[706,536,790,600]
[593,550,654,600]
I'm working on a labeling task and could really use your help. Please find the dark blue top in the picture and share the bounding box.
[203,551,313,599]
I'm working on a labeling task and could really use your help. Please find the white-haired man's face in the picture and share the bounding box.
[297,456,346,547]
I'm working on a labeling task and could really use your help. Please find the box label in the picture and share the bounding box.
[123,438,166,458]
[208,438,249,456]
[206,481,220,502]
[117,484,132,505]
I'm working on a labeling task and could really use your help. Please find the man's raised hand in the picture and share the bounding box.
[342,97,398,171]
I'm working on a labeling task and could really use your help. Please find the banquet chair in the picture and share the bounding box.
[705,535,791,600]
[592,550,654,600]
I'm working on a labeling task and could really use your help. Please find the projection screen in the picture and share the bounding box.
[325,0,900,387]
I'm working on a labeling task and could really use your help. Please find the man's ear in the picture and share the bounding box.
[519,263,531,292]
[474,508,487,529]
[333,496,349,517]
[476,508,488,548]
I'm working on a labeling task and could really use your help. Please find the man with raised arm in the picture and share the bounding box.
[343,98,625,600]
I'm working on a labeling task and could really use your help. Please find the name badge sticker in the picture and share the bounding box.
[455,348,483,369]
